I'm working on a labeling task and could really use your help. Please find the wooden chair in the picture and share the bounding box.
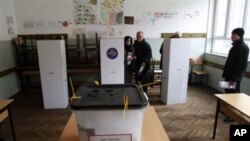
[0,99,16,141]
[66,34,81,58]
[189,58,208,85]
[14,37,25,66]
[16,35,38,65]
[83,33,100,63]
[151,59,162,87]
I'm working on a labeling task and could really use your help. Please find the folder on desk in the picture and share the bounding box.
[218,81,236,89]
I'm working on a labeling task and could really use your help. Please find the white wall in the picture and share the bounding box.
[0,0,19,99]
[14,0,209,38]
[13,0,209,61]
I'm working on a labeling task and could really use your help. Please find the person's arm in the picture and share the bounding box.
[143,42,152,65]
[231,46,249,81]
[159,43,163,54]
[239,46,249,73]
[132,43,137,60]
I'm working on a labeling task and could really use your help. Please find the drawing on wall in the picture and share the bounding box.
[141,10,200,25]
[73,0,97,24]
[6,16,15,35]
[47,21,63,29]
[116,11,124,24]
[89,0,97,5]
[34,21,46,29]
[163,11,178,19]
[124,16,134,24]
[134,18,146,25]
[23,21,34,29]
[184,12,194,19]
[100,0,124,25]
[194,11,200,16]
[58,20,73,27]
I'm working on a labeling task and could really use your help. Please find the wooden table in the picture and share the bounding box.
[59,106,170,141]
[0,99,16,141]
[212,93,250,139]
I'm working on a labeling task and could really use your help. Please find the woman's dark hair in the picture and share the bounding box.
[124,36,133,47]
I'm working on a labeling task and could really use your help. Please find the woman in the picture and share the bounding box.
[124,36,134,83]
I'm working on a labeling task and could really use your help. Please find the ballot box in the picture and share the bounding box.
[70,84,148,141]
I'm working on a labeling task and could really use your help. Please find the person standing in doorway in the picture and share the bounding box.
[133,31,152,93]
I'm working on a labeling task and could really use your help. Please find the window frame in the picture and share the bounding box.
[211,0,250,57]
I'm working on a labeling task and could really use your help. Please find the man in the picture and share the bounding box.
[222,28,249,93]
[133,31,152,93]
[222,28,249,122]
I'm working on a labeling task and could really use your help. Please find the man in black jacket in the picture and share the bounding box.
[222,28,249,93]
[133,31,152,93]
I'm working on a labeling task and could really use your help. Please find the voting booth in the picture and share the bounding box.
[37,40,68,109]
[161,38,190,105]
[100,38,124,84]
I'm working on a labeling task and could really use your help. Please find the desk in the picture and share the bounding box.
[59,106,170,141]
[0,99,16,141]
[212,94,250,139]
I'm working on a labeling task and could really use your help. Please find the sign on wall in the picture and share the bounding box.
[100,38,124,84]
[6,16,15,35]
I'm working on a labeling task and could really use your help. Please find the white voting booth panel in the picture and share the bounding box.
[161,38,190,105]
[37,40,68,109]
[100,38,124,84]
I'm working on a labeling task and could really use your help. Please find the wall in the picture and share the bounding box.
[0,0,19,99]
[13,0,209,61]
[14,0,209,38]
[204,53,250,94]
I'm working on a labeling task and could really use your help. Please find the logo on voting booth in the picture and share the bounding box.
[230,125,250,141]
[107,47,118,59]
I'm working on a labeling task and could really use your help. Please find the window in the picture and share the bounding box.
[227,0,245,37]
[214,0,228,37]
[244,1,250,38]
[212,0,250,57]
[212,39,231,55]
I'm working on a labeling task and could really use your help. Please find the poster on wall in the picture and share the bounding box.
[34,21,46,29]
[124,16,134,24]
[140,10,200,25]
[23,21,34,29]
[47,21,62,29]
[100,0,124,25]
[6,16,15,35]
[73,0,98,24]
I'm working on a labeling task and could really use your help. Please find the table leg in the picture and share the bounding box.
[212,99,220,139]
[7,106,16,141]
